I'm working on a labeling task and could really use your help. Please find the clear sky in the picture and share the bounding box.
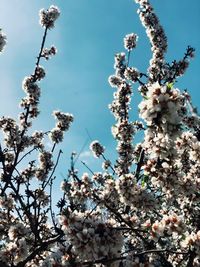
[0,0,199,191]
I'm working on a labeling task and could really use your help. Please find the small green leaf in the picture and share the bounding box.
[141,175,149,187]
[141,179,145,187]
[167,82,174,89]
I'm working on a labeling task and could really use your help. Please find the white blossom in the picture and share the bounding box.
[124,33,138,51]
[0,29,6,52]
[39,5,60,29]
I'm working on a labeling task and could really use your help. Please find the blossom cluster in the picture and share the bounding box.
[109,81,135,175]
[115,174,156,211]
[39,5,60,29]
[0,194,14,209]
[149,213,185,241]
[181,231,200,254]
[0,117,21,149]
[0,29,6,53]
[36,150,54,181]
[61,172,92,206]
[49,111,74,143]
[60,209,123,263]
[124,33,138,51]
[90,140,105,158]
[136,0,167,81]
[42,46,57,60]
[139,82,185,160]
[21,72,42,122]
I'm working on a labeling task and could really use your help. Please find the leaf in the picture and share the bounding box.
[141,175,149,187]
[167,82,174,89]
[141,179,146,187]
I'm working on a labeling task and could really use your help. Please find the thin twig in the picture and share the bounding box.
[81,161,95,175]
[17,147,37,164]
[43,149,63,189]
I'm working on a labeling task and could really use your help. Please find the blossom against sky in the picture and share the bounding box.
[0,0,199,183]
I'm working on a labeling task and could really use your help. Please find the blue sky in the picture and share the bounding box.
[0,0,199,189]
